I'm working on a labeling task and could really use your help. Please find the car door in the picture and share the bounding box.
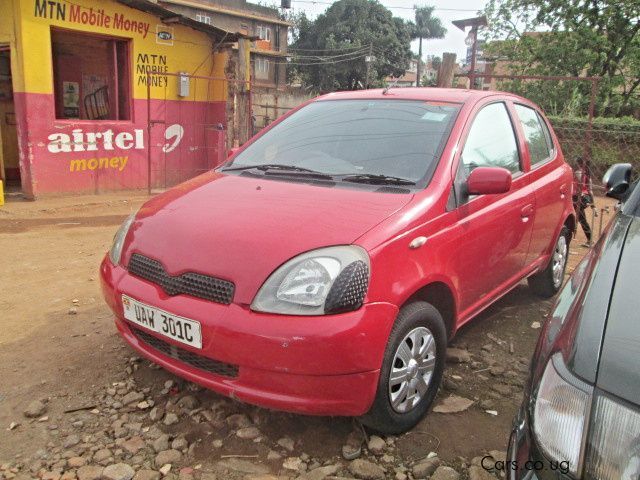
[450,101,535,320]
[512,103,568,264]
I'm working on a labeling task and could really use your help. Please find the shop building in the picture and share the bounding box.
[158,0,289,90]
[0,0,246,198]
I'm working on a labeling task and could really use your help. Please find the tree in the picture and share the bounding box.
[411,6,446,87]
[431,55,442,71]
[280,9,312,46]
[484,0,640,116]
[289,0,414,91]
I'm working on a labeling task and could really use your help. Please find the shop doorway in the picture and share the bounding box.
[0,45,20,189]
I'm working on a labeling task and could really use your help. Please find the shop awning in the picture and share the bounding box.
[116,0,246,43]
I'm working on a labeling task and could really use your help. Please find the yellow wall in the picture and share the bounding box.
[9,0,227,101]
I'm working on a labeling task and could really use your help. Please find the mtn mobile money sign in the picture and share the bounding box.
[34,0,151,38]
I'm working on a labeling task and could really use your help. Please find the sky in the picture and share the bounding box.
[285,0,489,60]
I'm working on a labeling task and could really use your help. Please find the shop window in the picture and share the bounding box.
[196,14,212,25]
[51,29,131,121]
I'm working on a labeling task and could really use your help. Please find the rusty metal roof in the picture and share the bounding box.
[116,0,245,43]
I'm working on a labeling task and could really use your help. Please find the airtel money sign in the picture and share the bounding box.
[46,126,183,173]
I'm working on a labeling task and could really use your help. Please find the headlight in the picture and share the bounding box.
[585,394,640,480]
[108,212,137,266]
[533,353,593,476]
[251,245,370,315]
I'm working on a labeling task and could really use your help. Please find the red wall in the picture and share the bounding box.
[15,91,227,196]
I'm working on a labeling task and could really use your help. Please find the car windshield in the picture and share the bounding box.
[222,99,460,186]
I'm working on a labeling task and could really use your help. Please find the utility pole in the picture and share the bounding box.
[365,44,374,89]
[468,27,478,89]
[452,16,487,90]
[416,38,422,87]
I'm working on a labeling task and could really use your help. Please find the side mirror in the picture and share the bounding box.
[227,147,240,158]
[467,166,512,195]
[602,163,632,200]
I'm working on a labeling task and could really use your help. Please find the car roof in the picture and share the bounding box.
[314,87,512,105]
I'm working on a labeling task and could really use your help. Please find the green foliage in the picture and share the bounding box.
[484,0,640,116]
[289,0,414,91]
[411,6,445,87]
[549,116,640,173]
[281,10,313,45]
[412,6,446,40]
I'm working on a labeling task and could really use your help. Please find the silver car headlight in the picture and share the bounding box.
[251,245,370,315]
[533,353,593,477]
[585,394,640,480]
[108,212,137,266]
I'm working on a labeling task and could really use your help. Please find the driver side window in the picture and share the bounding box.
[461,102,521,177]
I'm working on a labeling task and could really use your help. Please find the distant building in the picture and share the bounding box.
[385,59,418,87]
[386,57,439,87]
[159,0,290,89]
[422,55,438,85]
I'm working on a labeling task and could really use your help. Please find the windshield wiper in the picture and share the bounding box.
[221,163,334,181]
[340,174,416,186]
[222,163,322,174]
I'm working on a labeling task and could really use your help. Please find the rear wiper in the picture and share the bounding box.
[340,174,416,186]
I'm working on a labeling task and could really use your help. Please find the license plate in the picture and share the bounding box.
[122,295,202,349]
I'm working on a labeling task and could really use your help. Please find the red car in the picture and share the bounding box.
[101,88,575,433]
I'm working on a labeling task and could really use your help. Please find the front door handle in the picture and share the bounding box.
[521,204,534,221]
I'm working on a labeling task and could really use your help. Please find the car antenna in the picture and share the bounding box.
[382,78,400,95]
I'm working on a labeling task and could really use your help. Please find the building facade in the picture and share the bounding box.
[386,58,439,87]
[0,0,244,198]
[158,0,289,89]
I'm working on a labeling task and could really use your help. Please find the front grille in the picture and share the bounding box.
[131,326,239,378]
[128,253,234,305]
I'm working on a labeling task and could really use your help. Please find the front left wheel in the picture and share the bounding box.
[361,301,446,435]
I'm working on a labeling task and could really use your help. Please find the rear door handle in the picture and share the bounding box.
[521,204,534,221]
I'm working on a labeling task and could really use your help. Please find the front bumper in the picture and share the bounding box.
[100,256,398,416]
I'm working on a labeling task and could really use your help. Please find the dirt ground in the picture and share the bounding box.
[0,191,617,480]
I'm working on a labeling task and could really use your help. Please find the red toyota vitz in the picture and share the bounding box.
[101,88,575,433]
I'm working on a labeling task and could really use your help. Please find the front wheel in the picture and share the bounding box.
[361,301,446,435]
[528,225,571,298]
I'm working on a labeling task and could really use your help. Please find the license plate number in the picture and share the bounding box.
[122,295,202,349]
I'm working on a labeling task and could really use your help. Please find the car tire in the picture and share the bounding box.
[528,225,571,298]
[361,301,446,435]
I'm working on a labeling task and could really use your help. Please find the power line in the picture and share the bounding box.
[286,47,371,59]
[288,45,369,52]
[270,52,369,66]
[290,1,479,11]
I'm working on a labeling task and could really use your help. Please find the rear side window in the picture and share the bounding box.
[515,104,554,166]
[461,102,521,175]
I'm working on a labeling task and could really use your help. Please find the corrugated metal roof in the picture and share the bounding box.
[160,0,291,26]
[115,0,246,43]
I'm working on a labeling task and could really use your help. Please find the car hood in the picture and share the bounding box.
[123,172,413,304]
[596,216,640,405]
